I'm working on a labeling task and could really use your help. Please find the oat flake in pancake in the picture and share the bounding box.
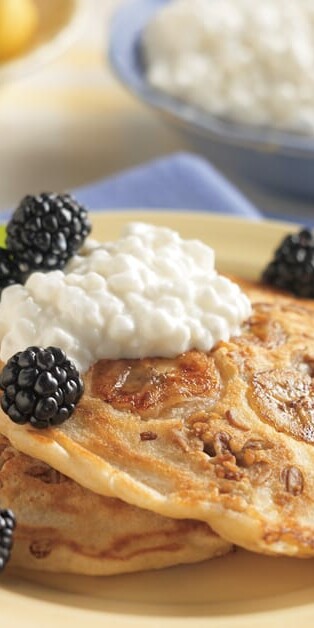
[1,280,314,557]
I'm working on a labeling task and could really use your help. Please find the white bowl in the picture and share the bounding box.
[0,0,87,85]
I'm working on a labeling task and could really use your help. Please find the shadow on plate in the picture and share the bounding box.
[3,549,314,618]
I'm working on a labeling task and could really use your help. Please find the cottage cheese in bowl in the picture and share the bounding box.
[0,223,251,372]
[143,0,314,132]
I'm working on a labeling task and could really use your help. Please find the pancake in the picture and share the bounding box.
[0,434,230,574]
[1,279,314,557]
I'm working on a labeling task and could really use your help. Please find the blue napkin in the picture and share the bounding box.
[73,152,262,218]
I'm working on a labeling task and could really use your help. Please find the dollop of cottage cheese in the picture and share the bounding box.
[143,0,314,132]
[0,223,251,372]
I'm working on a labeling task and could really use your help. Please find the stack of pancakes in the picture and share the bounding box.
[1,279,314,575]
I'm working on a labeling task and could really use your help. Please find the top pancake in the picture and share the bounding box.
[1,279,314,557]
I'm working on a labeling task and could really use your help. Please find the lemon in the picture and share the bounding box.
[0,225,6,248]
[0,0,38,61]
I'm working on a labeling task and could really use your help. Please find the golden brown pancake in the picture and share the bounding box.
[0,435,230,574]
[2,279,314,557]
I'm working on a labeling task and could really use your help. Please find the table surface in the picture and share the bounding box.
[0,0,313,223]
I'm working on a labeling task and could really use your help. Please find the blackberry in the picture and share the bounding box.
[262,228,314,298]
[6,193,91,276]
[0,509,15,572]
[0,248,22,296]
[0,346,84,429]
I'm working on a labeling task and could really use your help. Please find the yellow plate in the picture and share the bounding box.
[1,210,312,628]
[0,0,87,84]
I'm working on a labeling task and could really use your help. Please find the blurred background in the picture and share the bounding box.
[0,0,313,222]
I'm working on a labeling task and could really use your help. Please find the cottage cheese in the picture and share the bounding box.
[0,223,251,372]
[143,0,314,132]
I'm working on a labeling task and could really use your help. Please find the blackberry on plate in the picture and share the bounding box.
[0,248,22,296]
[6,192,91,276]
[262,228,314,298]
[0,508,15,572]
[0,346,84,429]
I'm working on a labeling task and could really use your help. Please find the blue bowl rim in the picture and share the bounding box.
[108,0,314,158]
